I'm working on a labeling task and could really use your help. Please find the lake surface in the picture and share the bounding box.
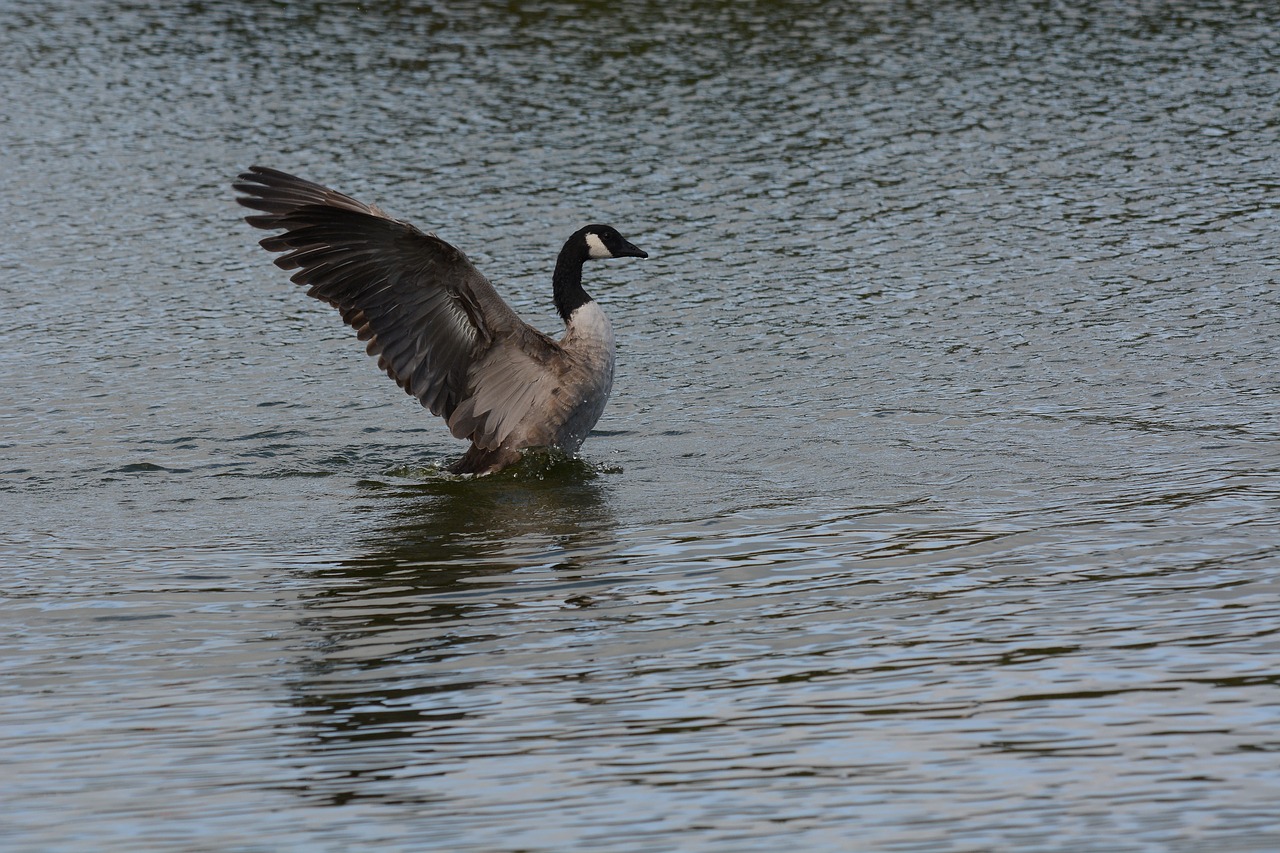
[3,1,1279,850]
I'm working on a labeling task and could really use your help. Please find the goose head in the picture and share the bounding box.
[577,225,649,261]
[552,224,647,322]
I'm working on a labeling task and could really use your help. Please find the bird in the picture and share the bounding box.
[233,166,647,475]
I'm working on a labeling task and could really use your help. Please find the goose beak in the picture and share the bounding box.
[618,239,648,259]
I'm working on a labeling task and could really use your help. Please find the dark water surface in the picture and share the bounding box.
[3,1,1279,850]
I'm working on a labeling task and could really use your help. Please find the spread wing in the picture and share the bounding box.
[448,326,581,451]
[233,166,562,445]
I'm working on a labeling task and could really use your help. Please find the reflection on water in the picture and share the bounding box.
[285,458,620,806]
[3,0,1280,849]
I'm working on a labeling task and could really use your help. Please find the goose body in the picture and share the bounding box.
[233,166,646,475]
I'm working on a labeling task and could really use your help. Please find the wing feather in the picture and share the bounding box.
[446,328,576,450]
[234,166,533,423]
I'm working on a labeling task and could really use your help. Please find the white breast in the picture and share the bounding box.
[556,300,616,450]
[566,300,615,354]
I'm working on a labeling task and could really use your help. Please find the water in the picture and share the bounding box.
[3,1,1279,850]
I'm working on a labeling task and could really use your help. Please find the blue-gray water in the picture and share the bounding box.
[3,1,1279,850]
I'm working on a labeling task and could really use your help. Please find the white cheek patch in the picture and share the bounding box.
[585,232,611,259]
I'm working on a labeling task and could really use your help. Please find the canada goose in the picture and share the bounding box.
[233,166,647,475]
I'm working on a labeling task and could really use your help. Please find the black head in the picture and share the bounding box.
[577,225,648,261]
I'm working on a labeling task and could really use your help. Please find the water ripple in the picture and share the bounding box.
[3,0,1280,850]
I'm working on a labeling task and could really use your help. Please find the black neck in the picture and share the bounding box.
[552,242,591,323]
